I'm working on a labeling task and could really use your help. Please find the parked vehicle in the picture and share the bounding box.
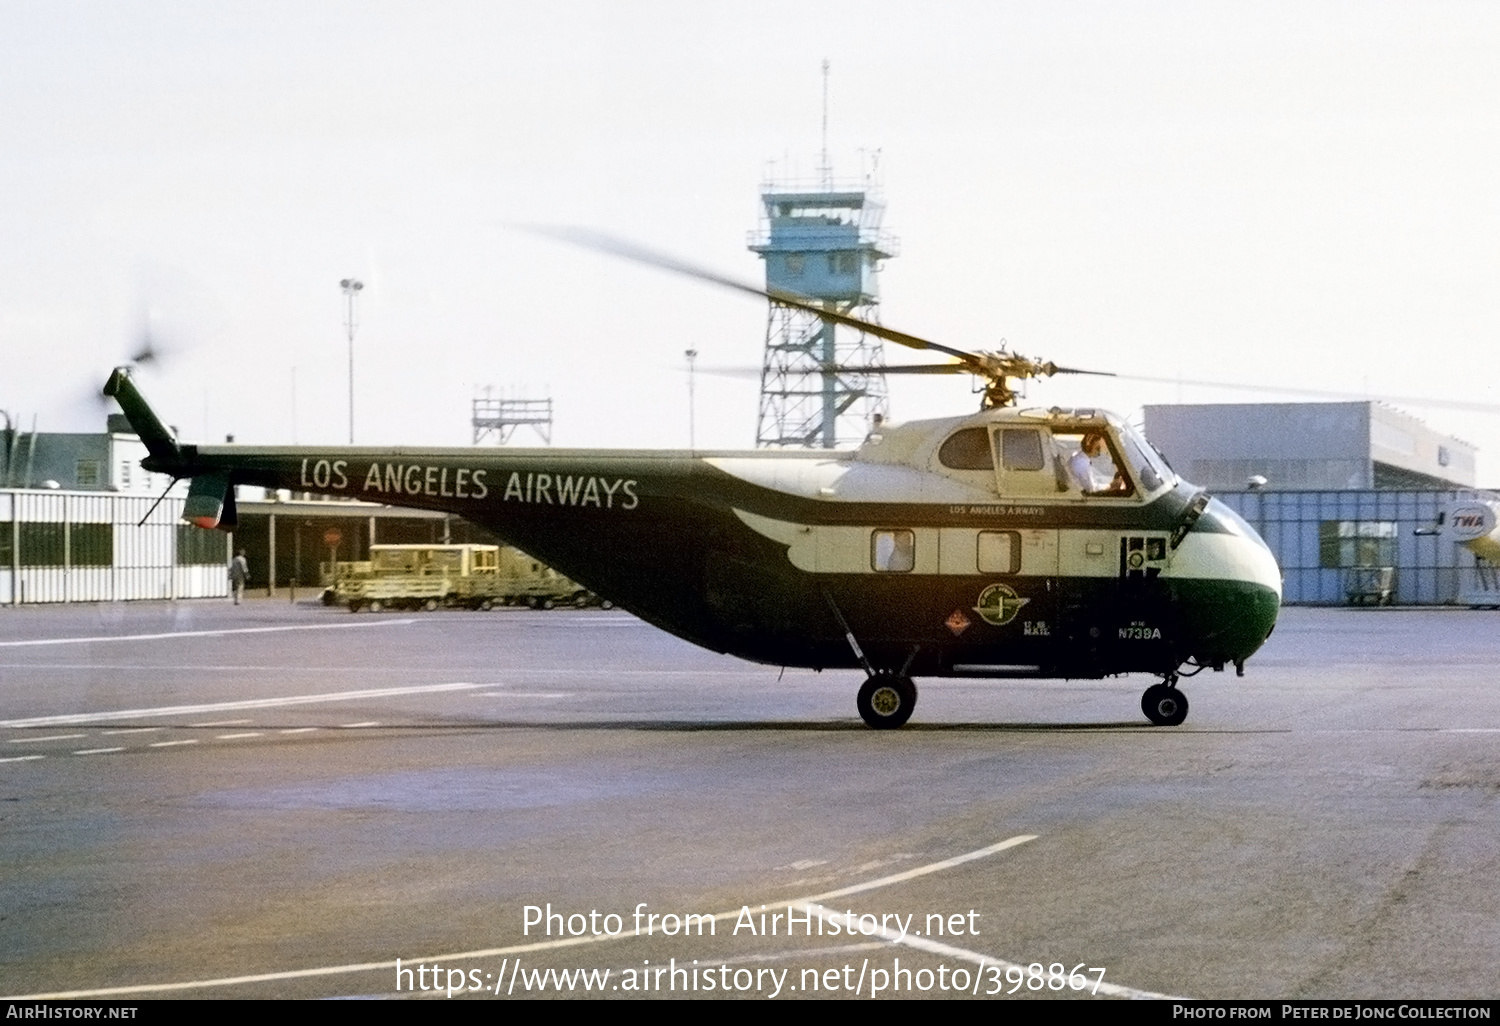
[326,544,608,611]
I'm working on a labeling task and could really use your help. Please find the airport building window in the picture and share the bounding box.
[176,525,227,566]
[977,530,1021,574]
[16,522,112,567]
[75,460,100,488]
[1318,520,1396,569]
[70,523,112,566]
[871,529,915,573]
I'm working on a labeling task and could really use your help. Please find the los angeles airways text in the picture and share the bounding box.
[297,459,638,509]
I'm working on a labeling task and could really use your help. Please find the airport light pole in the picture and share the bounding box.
[685,348,698,449]
[340,278,364,444]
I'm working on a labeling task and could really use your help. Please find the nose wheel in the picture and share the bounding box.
[1141,680,1188,726]
[857,673,917,729]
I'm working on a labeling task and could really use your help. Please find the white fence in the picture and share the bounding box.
[1,489,229,604]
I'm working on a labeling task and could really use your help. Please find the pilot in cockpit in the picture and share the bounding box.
[1068,431,1128,494]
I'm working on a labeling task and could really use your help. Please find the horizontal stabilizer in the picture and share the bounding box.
[184,472,235,531]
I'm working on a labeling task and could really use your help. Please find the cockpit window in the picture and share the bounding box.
[999,429,1046,471]
[1054,431,1134,496]
[938,427,993,470]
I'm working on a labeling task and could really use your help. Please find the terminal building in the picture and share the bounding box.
[1143,402,1496,606]
[1142,402,1476,492]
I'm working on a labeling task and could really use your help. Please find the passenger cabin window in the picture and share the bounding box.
[871,529,915,572]
[938,427,993,470]
[977,530,1022,574]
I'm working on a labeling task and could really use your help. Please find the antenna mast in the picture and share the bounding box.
[819,59,831,189]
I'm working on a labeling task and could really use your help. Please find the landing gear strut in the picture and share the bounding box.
[857,673,917,730]
[1141,677,1188,726]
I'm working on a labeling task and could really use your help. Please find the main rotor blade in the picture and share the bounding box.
[519,225,977,363]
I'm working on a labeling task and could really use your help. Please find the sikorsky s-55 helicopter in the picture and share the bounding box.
[103,236,1281,729]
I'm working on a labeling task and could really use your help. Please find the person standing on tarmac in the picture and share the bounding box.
[229,549,250,605]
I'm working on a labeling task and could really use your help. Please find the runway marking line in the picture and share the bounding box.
[0,619,418,649]
[148,739,198,748]
[279,728,318,735]
[74,747,125,756]
[0,682,486,729]
[216,732,263,740]
[7,733,87,744]
[0,832,1171,1001]
[99,728,160,736]
[0,754,45,764]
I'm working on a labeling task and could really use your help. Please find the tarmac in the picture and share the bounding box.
[1,597,1498,1000]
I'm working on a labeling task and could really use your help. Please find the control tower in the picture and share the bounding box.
[748,184,897,447]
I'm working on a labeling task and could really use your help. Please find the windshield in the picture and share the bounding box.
[1114,420,1175,493]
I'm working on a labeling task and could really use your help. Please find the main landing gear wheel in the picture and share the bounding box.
[857,674,917,730]
[366,599,383,614]
[1141,682,1188,726]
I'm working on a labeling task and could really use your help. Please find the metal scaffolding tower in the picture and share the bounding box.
[748,184,897,448]
[471,393,553,445]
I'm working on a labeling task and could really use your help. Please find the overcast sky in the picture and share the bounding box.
[3,1,1499,479]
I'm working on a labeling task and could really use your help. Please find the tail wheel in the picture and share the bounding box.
[857,674,917,730]
[366,600,383,614]
[1141,683,1188,726]
[422,598,439,612]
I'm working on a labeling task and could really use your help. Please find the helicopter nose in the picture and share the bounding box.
[1169,498,1282,661]
[1203,498,1282,599]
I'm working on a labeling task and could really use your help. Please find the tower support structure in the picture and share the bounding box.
[749,185,897,448]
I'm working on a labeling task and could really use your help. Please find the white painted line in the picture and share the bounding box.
[278,728,318,735]
[476,692,572,699]
[0,834,1048,999]
[148,739,199,748]
[190,720,252,727]
[74,747,125,756]
[0,682,486,729]
[7,733,87,744]
[1445,728,1500,733]
[339,722,381,728]
[216,732,263,740]
[0,619,419,649]
[0,755,45,764]
[99,728,160,736]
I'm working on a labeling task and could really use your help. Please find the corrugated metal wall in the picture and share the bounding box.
[1,489,229,604]
[1218,489,1488,605]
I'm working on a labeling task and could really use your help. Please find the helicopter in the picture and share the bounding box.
[102,237,1282,729]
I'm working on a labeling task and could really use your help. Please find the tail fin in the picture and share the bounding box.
[102,367,180,464]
